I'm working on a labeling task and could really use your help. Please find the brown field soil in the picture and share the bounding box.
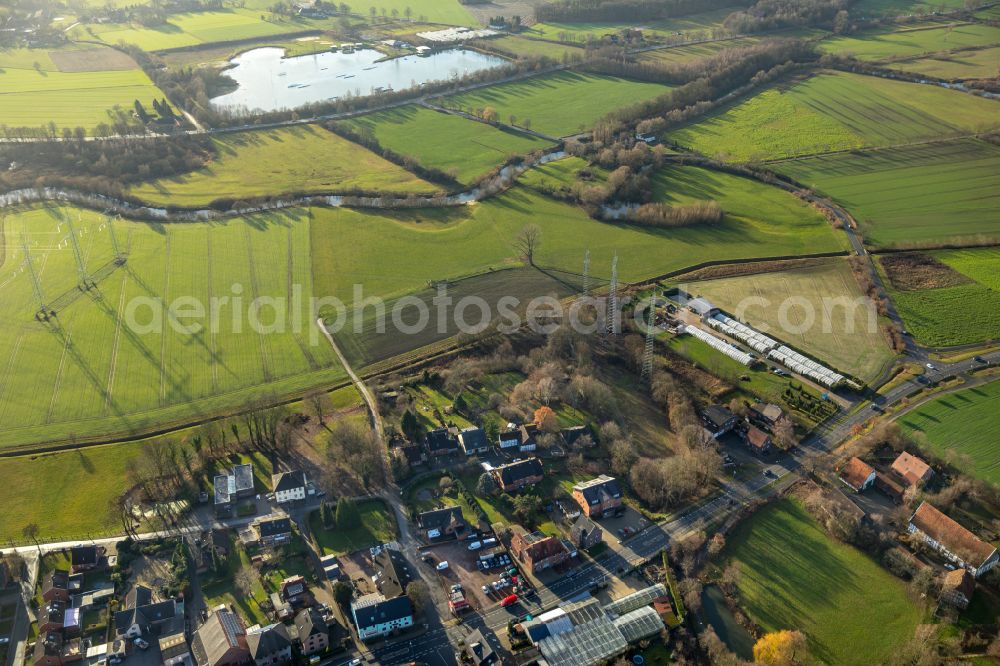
[48,46,139,72]
[675,257,830,282]
[880,252,973,291]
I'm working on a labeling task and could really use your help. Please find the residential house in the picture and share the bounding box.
[294,609,329,657]
[159,632,192,666]
[373,548,413,599]
[891,452,935,487]
[114,596,182,639]
[207,529,230,558]
[702,406,738,439]
[39,600,67,634]
[570,515,603,551]
[464,629,499,666]
[394,441,426,468]
[280,576,310,607]
[839,457,876,492]
[510,527,572,575]
[255,517,293,547]
[69,545,102,573]
[940,568,975,610]
[191,608,250,666]
[908,502,999,578]
[213,464,256,516]
[247,623,292,666]
[42,570,71,603]
[561,425,593,450]
[749,402,783,428]
[490,458,544,494]
[214,475,235,517]
[33,632,82,666]
[874,472,905,504]
[458,427,490,456]
[320,554,341,582]
[351,594,414,641]
[416,507,465,540]
[743,426,772,456]
[571,475,623,518]
[271,471,307,504]
[499,424,537,453]
[425,428,460,457]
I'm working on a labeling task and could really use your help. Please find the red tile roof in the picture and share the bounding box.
[891,451,934,486]
[745,426,771,451]
[910,502,997,569]
[839,457,875,490]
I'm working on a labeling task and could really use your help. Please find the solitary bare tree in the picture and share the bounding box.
[514,224,541,266]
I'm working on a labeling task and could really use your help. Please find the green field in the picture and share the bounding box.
[309,499,398,555]
[485,35,586,60]
[899,379,1000,485]
[343,0,473,24]
[853,0,968,14]
[775,139,1000,248]
[339,106,553,184]
[818,22,1000,61]
[724,499,923,665]
[642,36,768,65]
[0,47,166,131]
[130,125,437,206]
[72,9,326,51]
[669,70,1000,162]
[0,206,344,450]
[888,45,1000,79]
[879,249,1000,346]
[527,6,742,43]
[439,71,671,137]
[688,259,895,382]
[309,173,843,305]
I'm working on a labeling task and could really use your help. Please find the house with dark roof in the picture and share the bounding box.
[561,425,594,450]
[742,426,772,456]
[373,548,413,599]
[908,502,999,578]
[749,402,783,428]
[69,545,102,573]
[570,515,603,551]
[39,600,67,634]
[351,594,414,641]
[425,427,460,457]
[510,527,572,575]
[702,406,738,438]
[214,464,256,516]
[32,632,82,666]
[280,576,309,606]
[43,570,71,603]
[571,476,623,519]
[464,629,499,666]
[294,609,329,656]
[499,424,537,452]
[416,507,465,539]
[490,458,544,493]
[271,471,307,504]
[394,441,426,467]
[255,517,293,546]
[891,452,934,487]
[247,623,292,666]
[114,598,182,639]
[458,427,490,456]
[839,457,876,492]
[191,608,249,666]
[875,472,905,504]
[940,568,975,610]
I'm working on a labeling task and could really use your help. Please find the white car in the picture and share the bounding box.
[348,659,363,666]
[926,363,936,370]
[436,561,449,571]
[467,541,483,551]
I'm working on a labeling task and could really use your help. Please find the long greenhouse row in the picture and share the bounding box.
[683,324,754,366]
[768,345,845,388]
[707,314,780,355]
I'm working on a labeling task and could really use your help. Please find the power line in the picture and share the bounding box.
[606,253,619,336]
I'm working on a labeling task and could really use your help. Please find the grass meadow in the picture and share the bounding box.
[527,6,742,43]
[339,106,553,185]
[818,22,1000,60]
[687,259,895,381]
[888,45,1000,79]
[775,139,1000,248]
[0,206,344,450]
[898,379,1000,486]
[0,47,166,131]
[130,124,437,206]
[439,71,672,137]
[309,498,398,556]
[879,249,1000,346]
[485,36,585,60]
[724,499,923,665]
[669,70,1000,161]
[854,0,968,14]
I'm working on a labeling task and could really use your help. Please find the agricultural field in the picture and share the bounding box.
[724,499,923,665]
[485,35,586,60]
[878,249,1000,346]
[853,0,968,15]
[642,30,825,66]
[898,378,1000,486]
[0,46,167,132]
[159,35,345,69]
[687,259,895,382]
[774,139,1000,248]
[130,124,437,206]
[0,206,345,450]
[888,45,1000,79]
[338,106,553,185]
[526,6,743,44]
[669,70,1000,162]
[71,9,325,52]
[439,71,672,137]
[818,22,1000,61]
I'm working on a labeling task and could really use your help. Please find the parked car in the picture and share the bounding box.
[926,362,936,370]
[436,561,450,571]
[421,554,435,564]
[500,594,518,608]
[348,659,363,666]
[482,537,497,547]
[134,639,149,650]
[482,585,492,596]
[468,541,483,551]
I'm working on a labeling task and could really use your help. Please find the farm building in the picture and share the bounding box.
[908,502,999,578]
[940,569,976,610]
[686,297,720,318]
[891,452,934,487]
[682,325,753,366]
[839,457,876,492]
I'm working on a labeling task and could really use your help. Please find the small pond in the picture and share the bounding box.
[210,46,507,113]
[701,584,755,660]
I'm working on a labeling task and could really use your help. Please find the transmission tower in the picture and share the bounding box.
[606,253,619,336]
[66,215,95,291]
[108,215,126,265]
[20,234,52,321]
[642,303,656,379]
[582,250,591,296]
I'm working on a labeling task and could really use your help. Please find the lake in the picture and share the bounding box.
[211,47,507,113]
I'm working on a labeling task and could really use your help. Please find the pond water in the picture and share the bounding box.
[210,47,507,113]
[700,585,755,660]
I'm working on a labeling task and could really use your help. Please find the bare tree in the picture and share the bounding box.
[234,565,260,603]
[21,523,40,552]
[514,225,541,266]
